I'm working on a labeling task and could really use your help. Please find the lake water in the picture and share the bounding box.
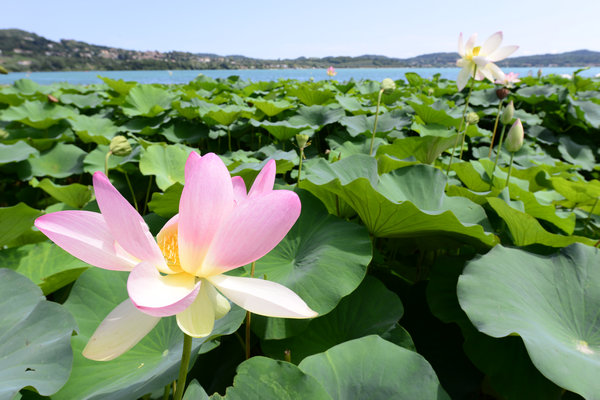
[1,67,599,85]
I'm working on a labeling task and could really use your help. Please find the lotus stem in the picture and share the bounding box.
[490,124,508,189]
[142,175,153,216]
[369,89,384,156]
[585,197,599,233]
[505,152,515,188]
[447,66,476,176]
[245,261,256,360]
[297,147,304,184]
[123,172,139,212]
[227,126,232,153]
[173,333,193,400]
[104,151,112,177]
[488,100,504,157]
[162,383,171,400]
[458,122,470,160]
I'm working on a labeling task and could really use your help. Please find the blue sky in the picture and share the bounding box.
[3,0,599,59]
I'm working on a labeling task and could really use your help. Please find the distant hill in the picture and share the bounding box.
[1,29,599,72]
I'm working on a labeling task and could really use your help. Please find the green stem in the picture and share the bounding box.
[104,151,112,176]
[505,152,515,189]
[297,148,304,184]
[447,66,477,176]
[458,122,470,160]
[162,383,171,400]
[585,197,599,233]
[123,172,139,212]
[142,175,153,216]
[488,100,504,157]
[490,124,508,189]
[227,126,232,153]
[245,261,256,360]
[173,334,193,400]
[369,89,384,156]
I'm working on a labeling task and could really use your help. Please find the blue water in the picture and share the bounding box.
[1,67,599,85]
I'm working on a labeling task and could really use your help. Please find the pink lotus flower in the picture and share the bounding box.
[35,153,317,361]
[495,72,521,88]
[326,66,337,77]
[456,31,518,91]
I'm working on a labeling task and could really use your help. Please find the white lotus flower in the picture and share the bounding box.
[456,31,519,91]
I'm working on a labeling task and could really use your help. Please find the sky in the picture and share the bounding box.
[3,0,600,60]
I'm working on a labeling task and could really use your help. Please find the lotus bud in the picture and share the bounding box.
[0,128,9,139]
[0,65,7,75]
[109,136,132,156]
[496,87,510,100]
[466,112,479,125]
[427,88,435,96]
[381,78,396,94]
[296,134,310,149]
[501,101,515,125]
[537,68,543,79]
[504,119,524,153]
[47,94,59,103]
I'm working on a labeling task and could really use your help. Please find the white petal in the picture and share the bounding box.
[487,62,506,82]
[176,280,216,338]
[478,66,496,83]
[456,66,471,91]
[83,299,160,361]
[208,275,318,319]
[488,45,519,62]
[458,32,465,56]
[465,33,477,53]
[480,31,503,56]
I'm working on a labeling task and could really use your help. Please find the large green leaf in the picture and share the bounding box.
[287,86,334,106]
[27,143,87,179]
[377,134,458,166]
[209,357,330,400]
[240,190,371,339]
[0,241,88,295]
[55,267,245,400]
[261,276,404,363]
[458,244,600,399]
[31,178,92,208]
[0,203,42,247]
[302,156,498,248]
[121,85,176,117]
[250,120,315,142]
[0,269,77,399]
[0,100,74,129]
[252,99,294,117]
[288,105,345,129]
[0,142,39,164]
[68,114,120,144]
[139,144,197,190]
[298,335,450,400]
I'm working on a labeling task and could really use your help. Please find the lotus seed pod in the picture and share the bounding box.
[381,78,396,94]
[296,134,310,149]
[504,119,524,153]
[110,136,132,156]
[496,88,510,100]
[501,100,515,125]
[466,112,479,125]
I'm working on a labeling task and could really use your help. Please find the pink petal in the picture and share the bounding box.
[83,298,160,361]
[249,159,276,197]
[480,31,503,56]
[488,45,519,62]
[178,152,234,275]
[209,275,317,318]
[232,176,247,204]
[93,172,166,269]
[202,189,301,275]
[35,211,137,271]
[127,261,200,317]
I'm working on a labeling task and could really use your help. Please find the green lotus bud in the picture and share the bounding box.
[466,112,479,125]
[109,136,132,156]
[381,78,396,94]
[0,128,9,139]
[0,65,7,75]
[504,119,524,153]
[501,100,515,125]
[427,88,435,96]
[296,134,310,149]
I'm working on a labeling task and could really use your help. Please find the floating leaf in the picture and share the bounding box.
[458,244,600,399]
[0,141,39,164]
[27,143,87,179]
[0,269,77,399]
[68,114,120,145]
[298,335,450,400]
[121,85,176,117]
[0,100,74,129]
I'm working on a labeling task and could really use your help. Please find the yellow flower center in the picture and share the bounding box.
[158,230,182,272]
[472,46,481,56]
